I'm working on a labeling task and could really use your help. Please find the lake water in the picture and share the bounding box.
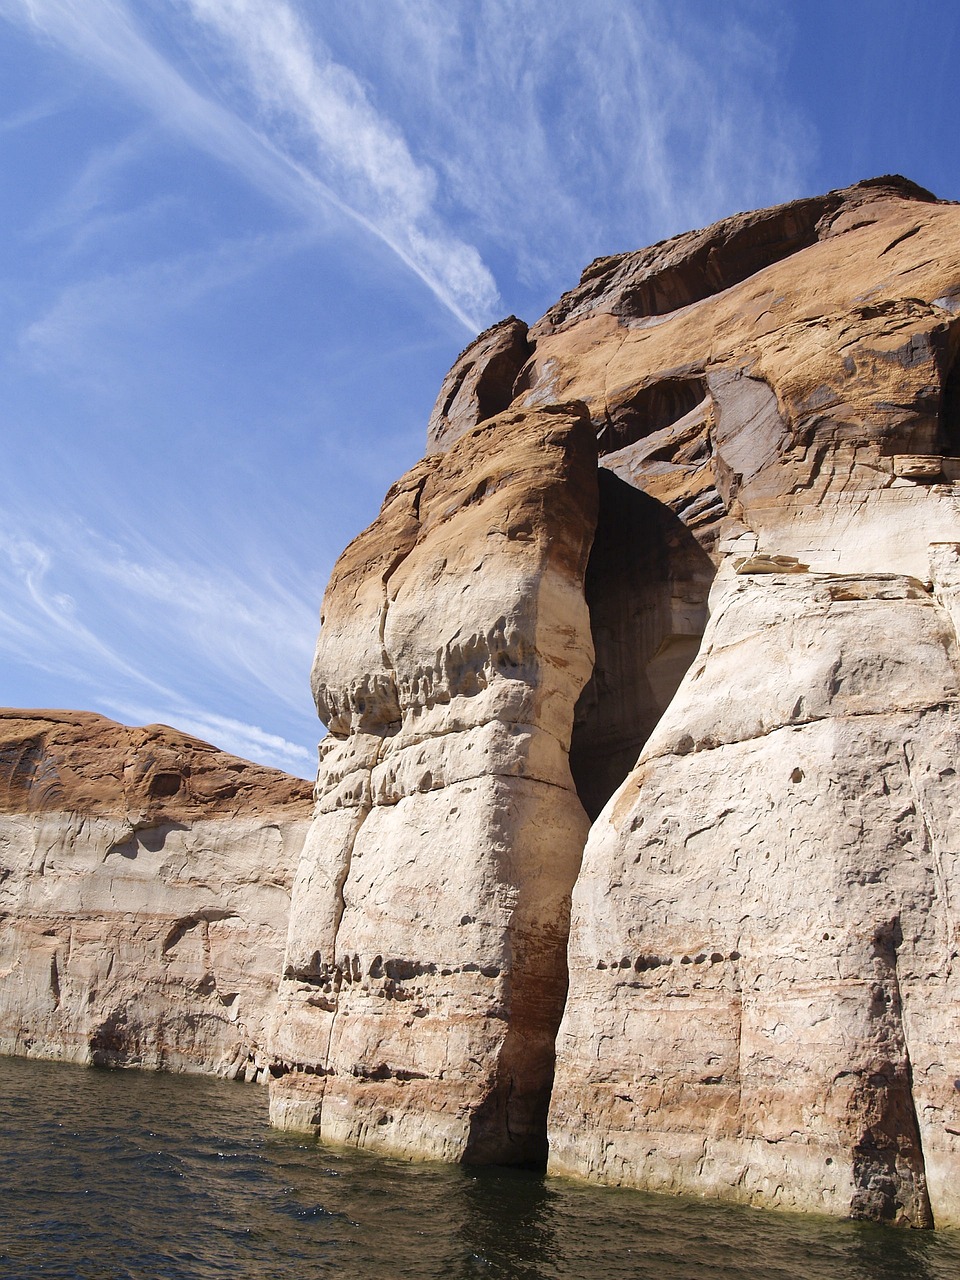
[1,1057,959,1280]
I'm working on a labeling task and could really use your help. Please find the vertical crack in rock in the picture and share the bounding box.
[937,319,960,457]
[903,736,955,954]
[853,913,932,1227]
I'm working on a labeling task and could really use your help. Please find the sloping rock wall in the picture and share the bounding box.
[0,711,312,1079]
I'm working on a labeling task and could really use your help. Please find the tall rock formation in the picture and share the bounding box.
[276,176,960,1227]
[0,710,312,1080]
[270,406,597,1163]
[526,175,960,1230]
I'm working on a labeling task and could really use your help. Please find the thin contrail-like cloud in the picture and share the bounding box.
[0,0,499,330]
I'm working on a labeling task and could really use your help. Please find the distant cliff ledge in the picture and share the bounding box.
[4,176,960,1229]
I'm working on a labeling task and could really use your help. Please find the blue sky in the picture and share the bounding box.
[0,1,957,777]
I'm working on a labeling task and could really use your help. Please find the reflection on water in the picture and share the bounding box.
[1,1056,958,1280]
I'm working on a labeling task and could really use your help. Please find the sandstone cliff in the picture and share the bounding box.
[270,406,597,1163]
[276,176,960,1227]
[0,710,312,1080]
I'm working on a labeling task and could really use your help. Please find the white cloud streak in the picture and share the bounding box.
[0,518,320,776]
[0,528,177,697]
[177,0,498,327]
[0,0,499,329]
[1,1,811,326]
[18,228,303,380]
[105,700,316,773]
[0,96,63,132]
[313,0,812,293]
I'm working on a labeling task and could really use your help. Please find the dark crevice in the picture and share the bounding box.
[597,377,709,455]
[848,918,934,1227]
[569,471,715,821]
[938,323,960,457]
[474,336,533,423]
[464,936,560,1170]
[427,317,532,450]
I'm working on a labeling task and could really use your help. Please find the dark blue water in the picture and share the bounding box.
[1,1058,959,1279]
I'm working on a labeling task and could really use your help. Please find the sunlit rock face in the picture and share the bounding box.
[0,710,312,1081]
[281,175,960,1225]
[527,175,960,1229]
[269,405,598,1165]
[549,568,959,1228]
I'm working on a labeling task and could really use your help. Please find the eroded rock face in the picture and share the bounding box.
[549,568,960,1227]
[0,710,312,1079]
[518,176,960,573]
[426,316,531,452]
[8,175,957,1228]
[270,405,598,1164]
[292,176,960,1225]
[526,177,960,1227]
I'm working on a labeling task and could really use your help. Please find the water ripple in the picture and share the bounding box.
[1,1057,959,1280]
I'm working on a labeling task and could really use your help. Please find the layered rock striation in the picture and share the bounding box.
[275,176,960,1226]
[0,710,312,1079]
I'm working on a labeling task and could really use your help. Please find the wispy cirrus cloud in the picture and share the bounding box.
[0,0,499,330]
[104,701,316,773]
[0,518,319,775]
[0,530,172,694]
[0,96,64,133]
[0,1,810,330]
[18,228,304,382]
[175,0,499,328]
[315,0,812,293]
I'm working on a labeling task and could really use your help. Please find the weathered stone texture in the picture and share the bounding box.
[272,176,960,1224]
[549,569,960,1227]
[535,177,960,1227]
[0,710,312,1079]
[270,405,598,1164]
[426,316,531,452]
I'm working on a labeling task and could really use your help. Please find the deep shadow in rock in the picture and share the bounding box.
[939,320,960,457]
[570,470,716,821]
